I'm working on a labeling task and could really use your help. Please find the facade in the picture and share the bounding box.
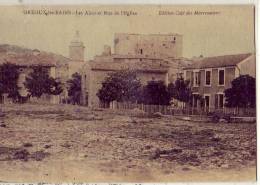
[68,31,86,77]
[87,55,170,107]
[114,33,183,58]
[0,31,87,105]
[82,33,184,107]
[0,44,71,104]
[69,31,85,62]
[2,32,255,109]
[183,53,255,110]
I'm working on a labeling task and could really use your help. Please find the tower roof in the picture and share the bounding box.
[70,30,84,47]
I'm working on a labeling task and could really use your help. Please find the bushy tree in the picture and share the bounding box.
[168,77,192,106]
[0,63,20,100]
[24,67,63,98]
[0,81,3,96]
[97,70,142,104]
[224,75,255,108]
[140,80,171,105]
[67,72,82,105]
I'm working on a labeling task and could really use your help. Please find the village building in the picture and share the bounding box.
[113,33,183,58]
[0,44,71,104]
[0,31,255,109]
[81,33,185,107]
[183,53,256,111]
[0,31,88,104]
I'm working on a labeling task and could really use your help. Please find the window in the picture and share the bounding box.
[219,94,224,108]
[205,69,211,86]
[204,95,210,108]
[215,93,224,109]
[192,93,199,108]
[140,49,143,55]
[193,71,200,87]
[218,69,225,85]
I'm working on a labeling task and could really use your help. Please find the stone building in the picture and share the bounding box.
[87,55,171,107]
[0,31,88,104]
[114,33,182,58]
[0,44,71,104]
[183,53,256,110]
[68,31,86,77]
[82,33,184,107]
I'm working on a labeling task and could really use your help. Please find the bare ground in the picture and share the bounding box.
[0,104,256,182]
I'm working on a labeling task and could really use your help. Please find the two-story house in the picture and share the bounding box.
[183,53,255,111]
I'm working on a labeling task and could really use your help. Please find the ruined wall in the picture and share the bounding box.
[114,33,183,58]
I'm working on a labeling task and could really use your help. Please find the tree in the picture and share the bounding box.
[67,72,82,105]
[97,70,142,105]
[24,67,63,98]
[140,80,171,105]
[224,75,255,108]
[0,63,20,100]
[0,81,3,96]
[168,77,192,107]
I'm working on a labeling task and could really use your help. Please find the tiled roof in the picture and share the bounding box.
[184,53,252,70]
[0,44,71,67]
[90,56,170,73]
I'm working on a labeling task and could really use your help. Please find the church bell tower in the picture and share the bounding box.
[69,30,85,62]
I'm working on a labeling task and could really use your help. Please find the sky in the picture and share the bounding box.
[0,5,255,60]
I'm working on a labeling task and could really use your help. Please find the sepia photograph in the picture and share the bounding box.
[0,3,256,182]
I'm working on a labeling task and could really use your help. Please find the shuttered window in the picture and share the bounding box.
[218,69,225,85]
[205,95,210,108]
[205,70,211,86]
[193,71,200,87]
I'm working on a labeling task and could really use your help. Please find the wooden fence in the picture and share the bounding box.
[101,101,256,117]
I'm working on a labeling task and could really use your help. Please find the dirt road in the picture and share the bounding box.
[0,104,256,182]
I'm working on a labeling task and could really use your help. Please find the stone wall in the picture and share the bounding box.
[114,33,183,58]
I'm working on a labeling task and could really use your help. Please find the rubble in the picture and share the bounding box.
[13,149,30,161]
[152,112,164,118]
[30,150,50,161]
[23,143,33,147]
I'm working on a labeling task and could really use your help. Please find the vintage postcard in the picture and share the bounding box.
[0,3,256,183]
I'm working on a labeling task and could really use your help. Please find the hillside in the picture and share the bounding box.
[0,44,71,67]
